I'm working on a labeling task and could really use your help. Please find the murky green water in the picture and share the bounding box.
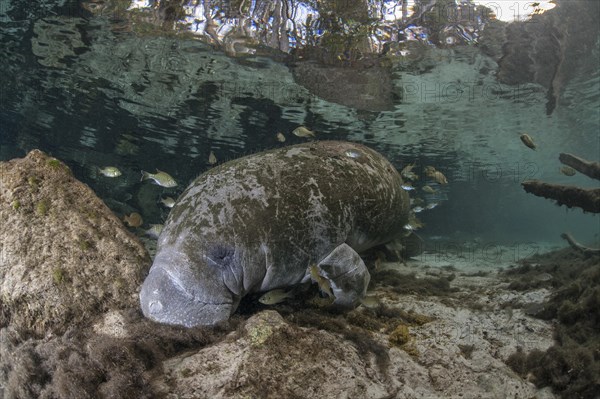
[1,0,598,246]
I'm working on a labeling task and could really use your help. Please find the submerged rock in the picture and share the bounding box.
[0,150,150,336]
[152,310,393,398]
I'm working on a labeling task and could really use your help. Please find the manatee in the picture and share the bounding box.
[140,141,413,327]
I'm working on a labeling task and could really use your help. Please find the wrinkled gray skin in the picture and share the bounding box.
[140,141,411,327]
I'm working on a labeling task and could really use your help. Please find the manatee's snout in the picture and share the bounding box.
[139,263,233,328]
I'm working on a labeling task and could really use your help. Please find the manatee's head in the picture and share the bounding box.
[140,246,242,327]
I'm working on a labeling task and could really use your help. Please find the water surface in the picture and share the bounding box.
[1,0,598,246]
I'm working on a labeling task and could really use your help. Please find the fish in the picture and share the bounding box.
[430,171,448,184]
[145,224,163,239]
[359,295,380,308]
[422,185,436,194]
[98,166,122,178]
[123,212,143,228]
[425,166,448,184]
[410,197,424,206]
[403,171,419,181]
[160,196,176,208]
[276,132,286,142]
[412,206,424,213]
[208,151,217,165]
[407,214,424,230]
[292,126,316,138]
[426,202,438,210]
[401,183,415,191]
[309,264,334,298]
[520,133,536,150]
[140,169,177,188]
[401,163,418,181]
[560,166,576,176]
[258,288,295,305]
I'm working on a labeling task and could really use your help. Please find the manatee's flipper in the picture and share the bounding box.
[316,243,370,307]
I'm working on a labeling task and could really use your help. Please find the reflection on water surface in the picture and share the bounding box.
[0,0,598,242]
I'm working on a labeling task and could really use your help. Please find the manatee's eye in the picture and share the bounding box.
[206,244,234,267]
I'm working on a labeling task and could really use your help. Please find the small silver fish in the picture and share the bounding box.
[141,169,177,188]
[426,202,438,210]
[160,196,176,208]
[412,206,424,213]
[145,224,163,239]
[401,184,415,191]
[292,126,316,138]
[258,288,294,305]
[403,223,415,231]
[276,132,286,142]
[99,166,122,177]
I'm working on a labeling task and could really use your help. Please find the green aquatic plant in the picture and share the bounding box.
[370,268,456,296]
[247,324,274,347]
[36,200,49,216]
[52,268,65,285]
[27,176,39,189]
[388,323,420,357]
[46,158,61,168]
[504,248,600,398]
[77,239,91,251]
[388,324,410,346]
[180,368,193,378]
[0,312,239,398]
[11,200,20,211]
[279,307,391,377]
[45,157,72,174]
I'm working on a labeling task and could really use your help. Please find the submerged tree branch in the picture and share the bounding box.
[561,232,600,256]
[521,180,600,213]
[559,153,600,180]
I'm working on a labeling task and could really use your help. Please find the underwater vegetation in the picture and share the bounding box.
[0,311,238,399]
[236,267,440,376]
[276,301,432,377]
[512,148,599,398]
[503,248,600,399]
[370,268,457,296]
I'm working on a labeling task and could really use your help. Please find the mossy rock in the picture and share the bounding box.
[389,324,411,347]
[0,150,151,337]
